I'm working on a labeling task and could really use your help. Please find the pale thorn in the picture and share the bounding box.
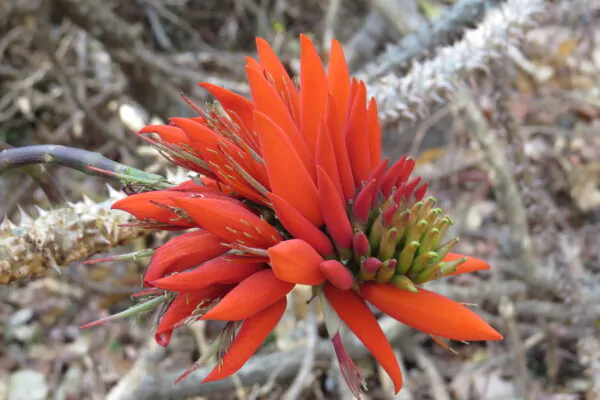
[0,216,16,230]
[79,214,98,223]
[82,194,96,206]
[17,205,33,225]
[105,183,123,199]
[94,235,112,245]
[165,167,176,182]
[34,205,48,217]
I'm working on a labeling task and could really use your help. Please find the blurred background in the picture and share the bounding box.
[1,0,599,399]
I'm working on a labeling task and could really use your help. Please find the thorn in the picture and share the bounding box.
[106,184,123,199]
[34,205,48,217]
[17,205,32,225]
[82,195,96,206]
[0,216,16,230]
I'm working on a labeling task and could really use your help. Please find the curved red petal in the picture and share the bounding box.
[361,284,503,341]
[316,118,343,200]
[199,82,256,137]
[155,284,232,346]
[144,230,228,284]
[367,97,382,170]
[300,34,328,154]
[317,166,353,249]
[255,38,300,122]
[268,193,334,256]
[203,297,287,382]
[255,111,323,226]
[319,260,354,290]
[327,39,351,128]
[327,95,355,201]
[346,81,371,185]
[112,191,195,227]
[151,256,266,292]
[443,254,491,276]
[140,124,191,146]
[201,269,294,321]
[324,284,403,393]
[268,239,326,285]
[246,66,314,177]
[173,196,281,248]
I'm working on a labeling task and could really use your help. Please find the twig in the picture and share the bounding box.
[322,0,341,49]
[45,41,135,151]
[282,303,318,400]
[0,141,66,207]
[0,145,171,189]
[499,296,532,399]
[458,91,538,277]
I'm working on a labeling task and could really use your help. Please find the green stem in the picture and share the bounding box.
[0,145,172,190]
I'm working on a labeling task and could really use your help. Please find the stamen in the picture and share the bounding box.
[331,332,367,398]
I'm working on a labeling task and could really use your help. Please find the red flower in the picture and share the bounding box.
[99,34,502,397]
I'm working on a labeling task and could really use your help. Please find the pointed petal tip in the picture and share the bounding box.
[443,253,491,276]
[362,284,502,342]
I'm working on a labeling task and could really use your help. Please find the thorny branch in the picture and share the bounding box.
[361,0,492,79]
[0,189,149,284]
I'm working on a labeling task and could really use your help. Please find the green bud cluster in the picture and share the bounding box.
[352,196,465,291]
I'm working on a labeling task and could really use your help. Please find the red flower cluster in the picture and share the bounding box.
[108,35,501,396]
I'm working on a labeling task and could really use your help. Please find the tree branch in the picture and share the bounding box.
[372,0,543,124]
[0,191,149,284]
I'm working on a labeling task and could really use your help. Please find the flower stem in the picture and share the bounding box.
[0,145,172,190]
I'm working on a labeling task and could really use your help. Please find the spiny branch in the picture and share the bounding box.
[0,189,150,285]
[371,0,543,124]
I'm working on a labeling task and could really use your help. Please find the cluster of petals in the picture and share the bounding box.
[111,34,502,395]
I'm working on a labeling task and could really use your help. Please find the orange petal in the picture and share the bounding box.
[144,230,228,284]
[245,56,263,72]
[361,284,503,341]
[268,239,326,285]
[268,193,334,256]
[300,34,328,154]
[317,166,353,249]
[173,196,281,248]
[255,38,300,122]
[155,285,232,346]
[316,118,343,200]
[112,190,195,227]
[324,283,403,393]
[367,97,382,171]
[443,253,491,276]
[140,124,191,146]
[152,256,266,292]
[346,81,371,185]
[201,269,293,320]
[327,95,355,201]
[319,260,354,290]
[199,82,256,137]
[203,297,287,382]
[327,39,351,128]
[255,111,323,226]
[246,66,314,178]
